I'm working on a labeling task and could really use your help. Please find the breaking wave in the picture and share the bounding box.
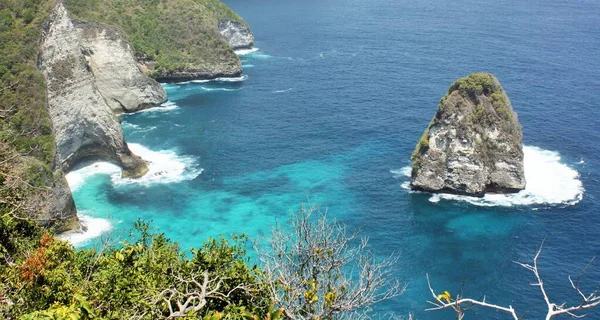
[116,144,203,187]
[66,144,203,191]
[164,76,248,87]
[131,101,179,114]
[235,47,260,55]
[213,75,248,82]
[393,146,584,207]
[58,213,112,247]
[235,47,272,59]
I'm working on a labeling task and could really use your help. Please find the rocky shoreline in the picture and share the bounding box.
[38,1,255,231]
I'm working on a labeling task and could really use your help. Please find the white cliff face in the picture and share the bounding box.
[411,73,526,196]
[79,24,167,113]
[219,19,254,49]
[39,3,150,177]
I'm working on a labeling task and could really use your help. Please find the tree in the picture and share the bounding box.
[426,240,600,320]
[257,203,405,319]
[1,220,276,319]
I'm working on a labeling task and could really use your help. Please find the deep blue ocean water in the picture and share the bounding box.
[64,0,600,318]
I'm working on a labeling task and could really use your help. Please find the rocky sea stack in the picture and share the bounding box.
[411,73,526,196]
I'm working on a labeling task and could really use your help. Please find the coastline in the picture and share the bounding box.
[57,48,258,246]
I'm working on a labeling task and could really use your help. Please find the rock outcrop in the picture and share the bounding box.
[39,2,156,177]
[410,73,526,196]
[151,62,243,83]
[79,22,167,114]
[42,173,77,232]
[219,19,255,49]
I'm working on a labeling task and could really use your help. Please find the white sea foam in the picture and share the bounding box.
[66,143,202,191]
[273,88,293,93]
[236,48,272,59]
[213,74,248,82]
[393,146,584,207]
[113,144,203,187]
[390,167,412,179]
[66,162,121,191]
[121,122,141,130]
[131,126,157,133]
[58,213,112,247]
[133,101,179,114]
[169,76,247,85]
[242,64,255,68]
[235,47,259,55]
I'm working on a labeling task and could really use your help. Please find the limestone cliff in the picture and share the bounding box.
[410,73,526,196]
[39,2,156,177]
[64,0,253,83]
[1,0,254,231]
[219,19,255,49]
[79,22,167,114]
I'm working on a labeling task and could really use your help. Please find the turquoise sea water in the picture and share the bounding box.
[64,0,600,318]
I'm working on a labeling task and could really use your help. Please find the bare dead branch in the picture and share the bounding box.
[425,273,518,320]
[426,240,600,320]
[257,202,404,319]
[150,269,253,319]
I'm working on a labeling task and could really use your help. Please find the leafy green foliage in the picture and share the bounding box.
[412,73,520,172]
[64,0,246,76]
[448,72,502,100]
[0,1,55,162]
[21,294,96,320]
[0,1,61,229]
[0,220,273,319]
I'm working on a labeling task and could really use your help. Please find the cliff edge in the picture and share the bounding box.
[410,73,526,196]
[0,0,254,231]
[64,0,255,82]
[39,2,154,177]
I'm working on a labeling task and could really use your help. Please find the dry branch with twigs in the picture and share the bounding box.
[257,203,405,319]
[426,240,600,320]
[146,266,258,319]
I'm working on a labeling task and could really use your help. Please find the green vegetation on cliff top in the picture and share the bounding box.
[448,72,503,99]
[411,73,516,171]
[446,73,515,126]
[0,0,60,225]
[64,0,247,76]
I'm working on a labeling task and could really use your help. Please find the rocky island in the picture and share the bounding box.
[410,73,526,196]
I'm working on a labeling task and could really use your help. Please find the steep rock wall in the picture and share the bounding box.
[410,73,526,196]
[39,2,154,177]
[219,19,254,49]
[79,22,167,114]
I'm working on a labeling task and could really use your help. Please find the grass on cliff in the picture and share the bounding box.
[64,0,247,76]
[0,0,60,223]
